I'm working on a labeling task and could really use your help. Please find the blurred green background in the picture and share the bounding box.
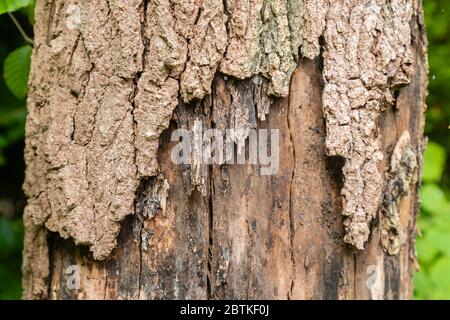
[0,0,449,300]
[413,0,450,300]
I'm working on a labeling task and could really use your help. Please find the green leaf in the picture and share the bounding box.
[27,0,35,25]
[416,237,439,265]
[0,264,22,299]
[430,289,450,300]
[0,0,33,15]
[0,217,16,257]
[420,184,449,215]
[435,212,450,233]
[430,257,450,294]
[422,142,446,183]
[426,229,450,256]
[0,107,26,126]
[3,45,32,100]
[414,271,433,299]
[0,217,24,257]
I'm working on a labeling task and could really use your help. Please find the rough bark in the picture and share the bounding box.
[22,0,427,299]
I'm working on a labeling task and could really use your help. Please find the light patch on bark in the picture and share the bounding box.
[381,131,418,255]
[24,0,143,263]
[220,0,327,97]
[136,176,170,220]
[322,0,415,250]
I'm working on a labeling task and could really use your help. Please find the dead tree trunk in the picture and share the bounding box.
[22,0,427,300]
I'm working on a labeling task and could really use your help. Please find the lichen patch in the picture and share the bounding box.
[381,131,418,255]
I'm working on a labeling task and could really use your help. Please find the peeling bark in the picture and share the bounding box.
[322,0,416,250]
[381,131,418,255]
[23,0,427,300]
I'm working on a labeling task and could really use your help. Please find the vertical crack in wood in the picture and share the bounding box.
[286,71,297,300]
[207,166,214,299]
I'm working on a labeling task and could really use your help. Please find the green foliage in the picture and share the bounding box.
[0,216,23,257]
[423,0,450,145]
[422,142,447,182]
[3,45,31,100]
[413,0,450,300]
[415,142,450,299]
[0,0,33,15]
[0,216,23,299]
[24,0,34,25]
[0,1,33,300]
[0,1,32,164]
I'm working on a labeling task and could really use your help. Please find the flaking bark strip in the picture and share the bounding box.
[135,176,170,220]
[25,0,143,262]
[381,131,418,255]
[221,0,327,97]
[322,0,415,249]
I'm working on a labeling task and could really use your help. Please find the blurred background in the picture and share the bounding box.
[0,0,448,300]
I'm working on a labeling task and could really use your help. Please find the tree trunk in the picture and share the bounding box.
[22,0,428,300]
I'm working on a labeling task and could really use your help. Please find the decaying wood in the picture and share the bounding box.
[23,0,427,299]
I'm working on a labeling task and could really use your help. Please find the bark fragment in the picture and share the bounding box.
[220,0,327,96]
[381,131,418,255]
[321,0,415,249]
[25,0,142,261]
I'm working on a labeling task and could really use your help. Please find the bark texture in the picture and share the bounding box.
[23,0,427,299]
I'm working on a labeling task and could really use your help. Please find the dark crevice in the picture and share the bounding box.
[133,188,145,300]
[133,0,150,299]
[134,177,156,299]
[46,0,56,45]
[103,268,108,299]
[317,35,326,71]
[206,165,214,300]
[353,252,357,299]
[286,68,297,300]
[326,155,345,190]
[46,231,56,298]
[137,218,143,299]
